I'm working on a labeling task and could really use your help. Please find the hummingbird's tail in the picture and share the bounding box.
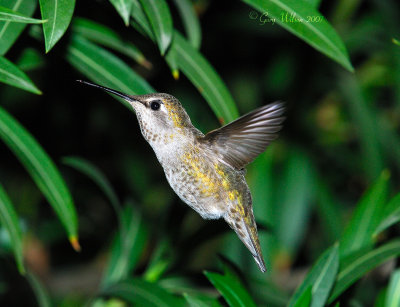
[225,209,266,272]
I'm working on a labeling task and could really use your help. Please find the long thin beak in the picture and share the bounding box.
[77,80,142,105]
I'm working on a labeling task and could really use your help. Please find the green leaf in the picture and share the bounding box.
[375,288,387,307]
[377,113,400,179]
[0,183,25,274]
[133,0,174,75]
[109,0,133,26]
[165,38,179,79]
[204,271,257,307]
[0,5,46,23]
[340,170,389,257]
[139,0,173,55]
[66,35,154,109]
[329,240,400,302]
[374,192,400,236]
[143,239,172,283]
[340,74,384,179]
[102,278,185,307]
[303,0,322,7]
[0,0,36,55]
[171,31,239,123]
[241,0,354,72]
[62,157,147,288]
[72,17,151,69]
[131,0,155,40]
[102,205,148,287]
[16,48,45,71]
[173,0,201,49]
[251,276,290,306]
[39,0,75,52]
[316,182,343,242]
[293,286,312,307]
[184,293,222,307]
[248,149,275,226]
[276,151,314,254]
[26,271,51,307]
[219,256,244,284]
[386,269,400,307]
[0,55,41,94]
[62,156,122,220]
[0,106,79,250]
[289,244,339,307]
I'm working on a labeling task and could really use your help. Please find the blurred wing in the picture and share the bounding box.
[201,102,285,169]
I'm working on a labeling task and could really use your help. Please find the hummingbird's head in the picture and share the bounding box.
[127,92,192,130]
[77,81,193,144]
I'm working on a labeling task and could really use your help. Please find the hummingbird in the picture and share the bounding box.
[78,80,285,272]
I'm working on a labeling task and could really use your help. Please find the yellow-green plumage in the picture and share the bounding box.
[78,80,285,272]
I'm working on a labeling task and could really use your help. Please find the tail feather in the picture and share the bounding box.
[224,210,266,272]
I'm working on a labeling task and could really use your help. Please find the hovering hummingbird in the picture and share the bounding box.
[78,80,285,272]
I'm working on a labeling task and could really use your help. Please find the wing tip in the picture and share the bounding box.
[264,101,286,117]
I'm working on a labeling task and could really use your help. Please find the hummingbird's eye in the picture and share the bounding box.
[150,100,161,111]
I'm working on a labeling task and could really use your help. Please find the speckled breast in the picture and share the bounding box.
[161,145,250,220]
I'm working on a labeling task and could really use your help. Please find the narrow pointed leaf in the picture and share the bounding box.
[316,182,343,241]
[39,0,75,52]
[130,2,175,74]
[340,74,383,179]
[109,0,133,25]
[375,290,387,307]
[62,156,121,216]
[276,152,314,254]
[386,269,400,307]
[241,0,353,72]
[72,18,151,69]
[0,0,36,55]
[139,0,173,55]
[17,48,45,71]
[173,0,201,49]
[0,183,25,274]
[26,271,51,307]
[102,205,148,287]
[0,106,79,249]
[102,278,185,306]
[250,275,291,306]
[0,56,41,94]
[62,156,134,283]
[329,240,400,302]
[143,239,172,283]
[293,287,312,307]
[184,293,222,307]
[204,271,256,307]
[340,170,389,257]
[131,0,155,39]
[0,6,46,23]
[374,192,400,236]
[304,0,322,7]
[66,35,154,109]
[172,31,239,123]
[165,39,179,79]
[289,244,339,307]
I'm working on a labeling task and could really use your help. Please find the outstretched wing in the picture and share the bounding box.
[200,102,285,169]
